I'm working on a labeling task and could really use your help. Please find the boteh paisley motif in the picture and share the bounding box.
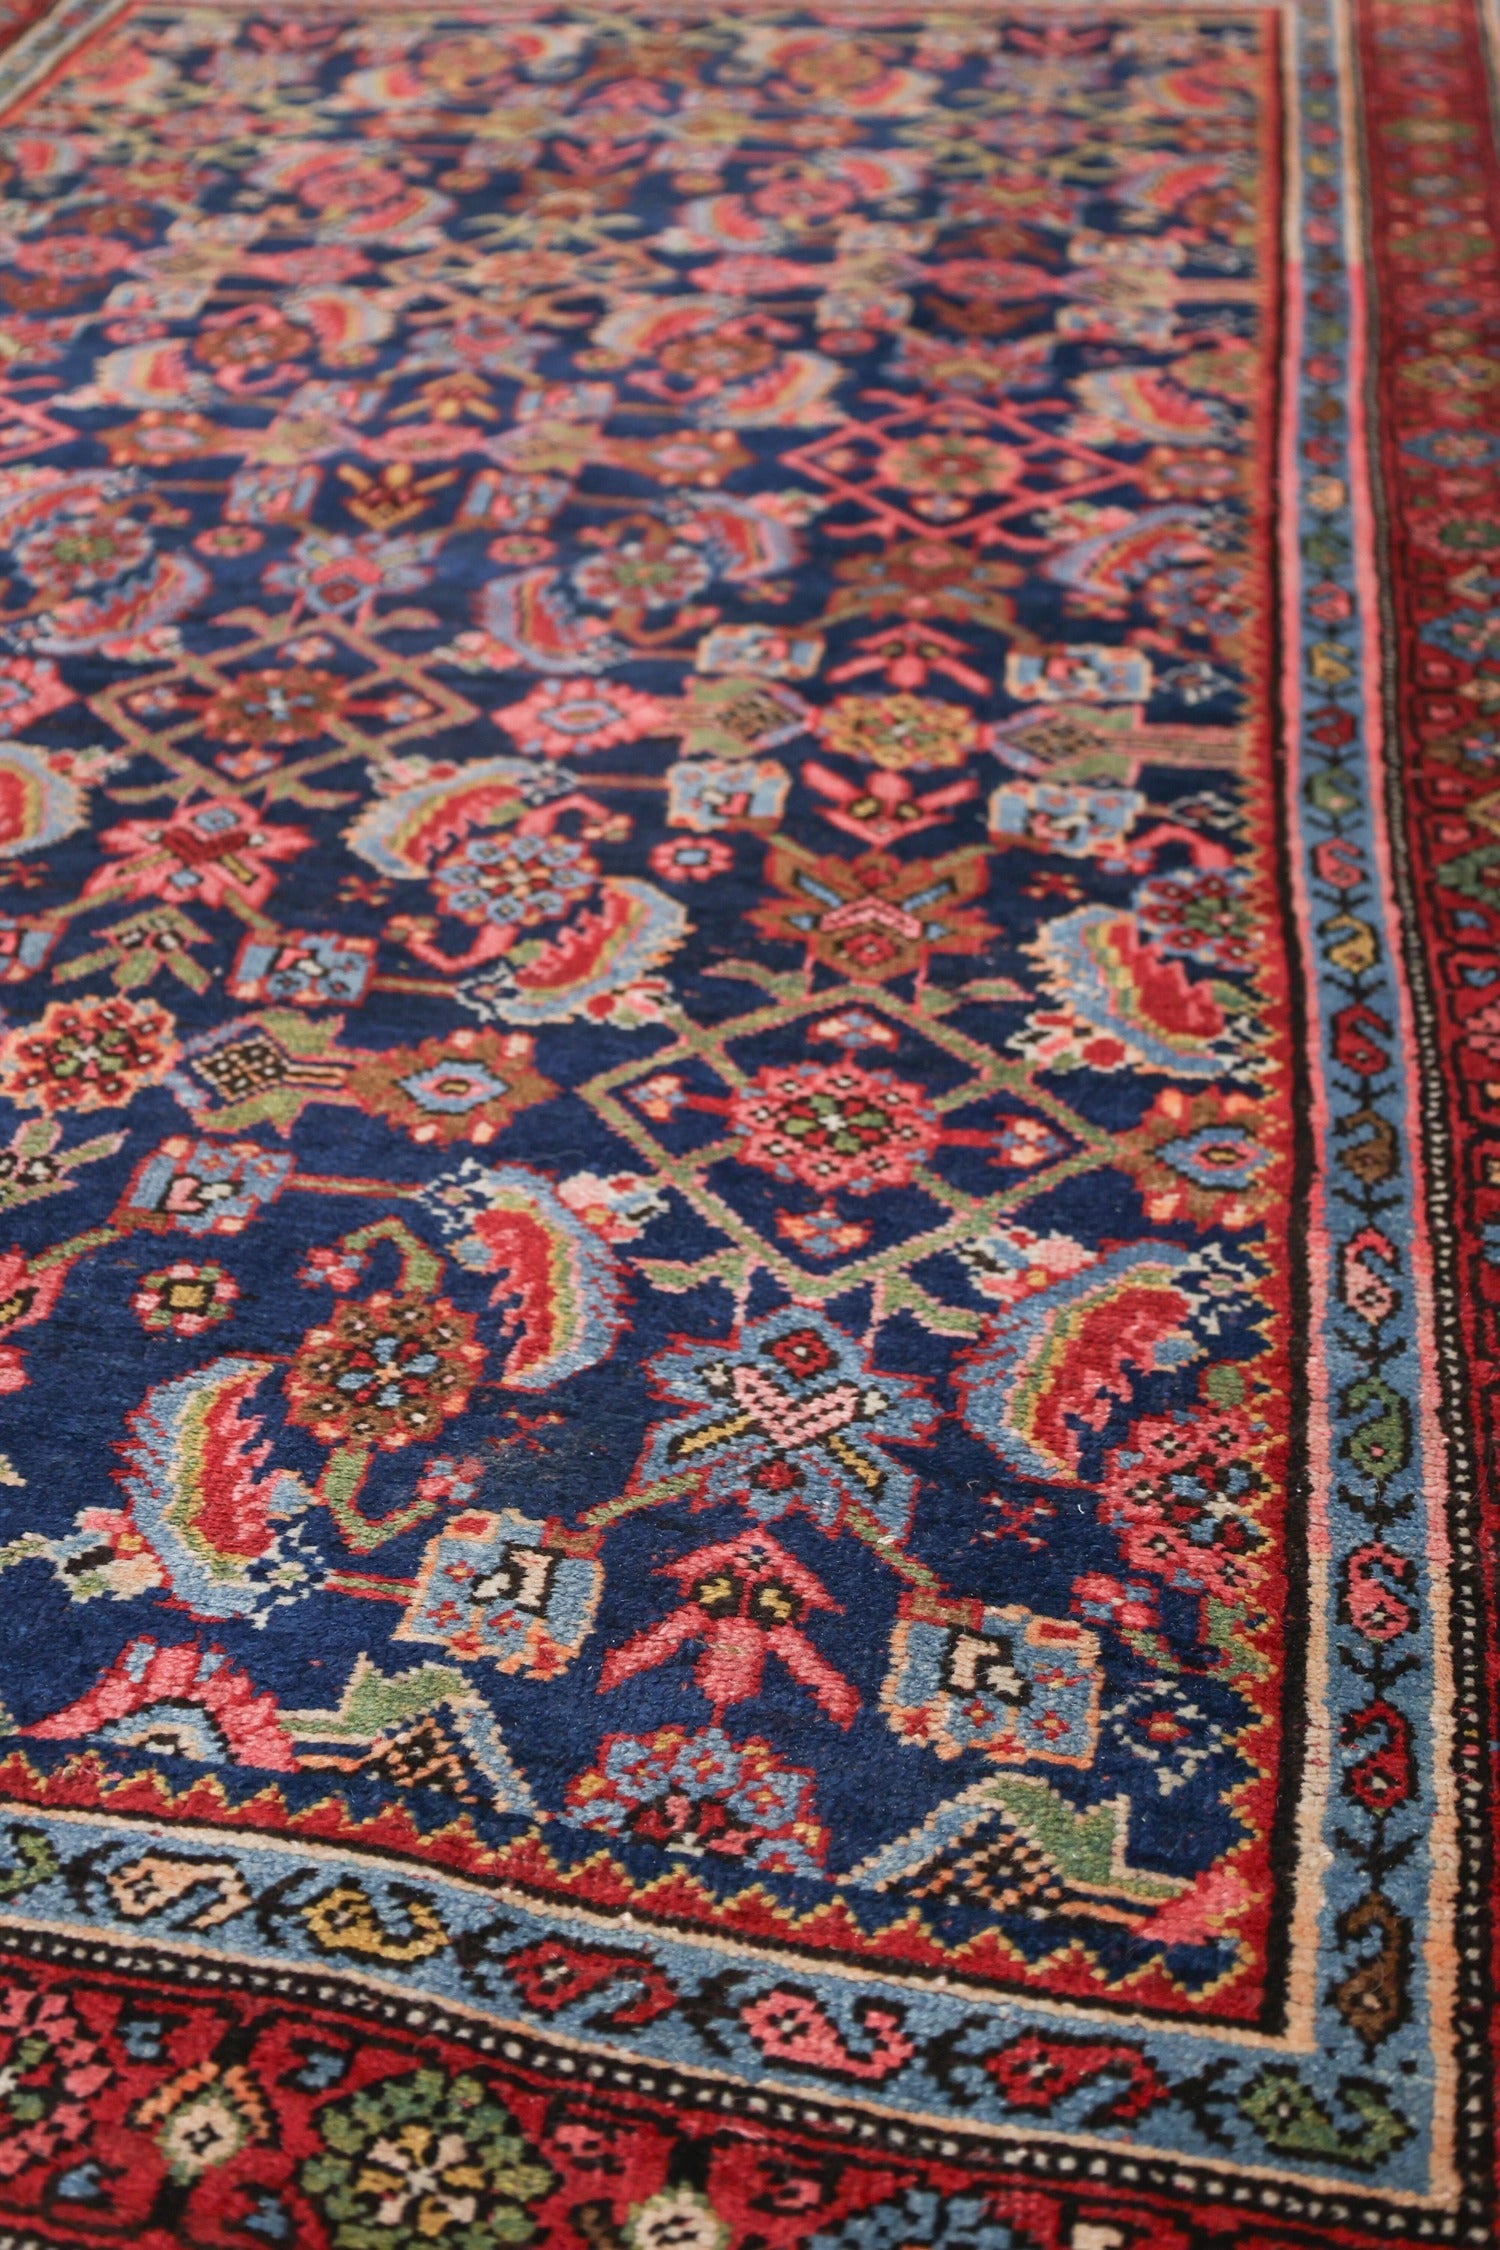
[0,0,1489,2245]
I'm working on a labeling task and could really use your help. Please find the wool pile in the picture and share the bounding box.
[0,3,1490,2246]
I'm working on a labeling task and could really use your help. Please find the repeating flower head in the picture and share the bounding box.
[729,1059,939,1194]
[132,1259,239,1338]
[299,2067,554,2250]
[816,692,983,771]
[637,1304,937,1539]
[1100,1402,1271,1609]
[495,676,669,758]
[0,994,178,1115]
[567,1724,829,1878]
[286,1291,484,1451]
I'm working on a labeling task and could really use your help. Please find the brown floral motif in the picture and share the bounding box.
[201,666,349,747]
[1120,1088,1276,1231]
[876,427,1025,507]
[348,1028,556,1148]
[750,840,992,983]
[191,302,312,384]
[823,536,1022,629]
[816,692,982,772]
[286,1291,484,1450]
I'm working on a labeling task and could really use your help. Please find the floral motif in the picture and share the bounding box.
[599,1531,859,1728]
[133,2061,271,2183]
[0,994,178,1114]
[816,692,982,770]
[130,1258,239,1337]
[634,1307,937,1539]
[201,665,347,746]
[623,2188,731,2250]
[1122,1087,1276,1230]
[1100,1403,1270,1608]
[299,2067,554,2250]
[1104,1675,1241,1799]
[87,797,313,912]
[748,841,992,982]
[728,1060,939,1192]
[648,835,734,883]
[495,677,669,758]
[431,832,597,930]
[775,1202,872,1257]
[566,1725,829,1878]
[263,529,438,613]
[573,538,712,611]
[349,1029,556,1147]
[877,428,1024,506]
[0,1987,111,2178]
[1135,864,1256,970]
[286,1291,484,1450]
[15,495,149,595]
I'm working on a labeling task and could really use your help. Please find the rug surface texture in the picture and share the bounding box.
[0,0,1492,2243]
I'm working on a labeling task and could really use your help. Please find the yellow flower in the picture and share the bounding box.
[817,692,981,771]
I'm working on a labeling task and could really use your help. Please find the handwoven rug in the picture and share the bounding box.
[0,0,1493,2243]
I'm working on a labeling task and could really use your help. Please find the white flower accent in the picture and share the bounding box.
[624,2185,731,2250]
